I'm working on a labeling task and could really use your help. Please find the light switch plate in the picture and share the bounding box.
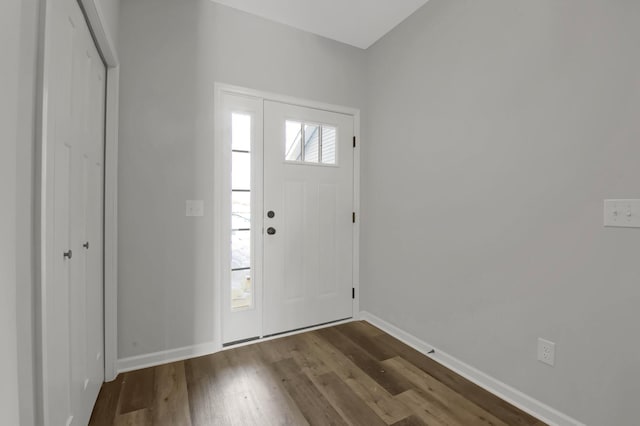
[604,199,640,228]
[186,200,204,217]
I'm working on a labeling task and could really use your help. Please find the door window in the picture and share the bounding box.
[285,120,338,165]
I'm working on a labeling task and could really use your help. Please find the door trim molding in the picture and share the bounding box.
[213,82,361,350]
[78,0,118,67]
[215,83,361,117]
[103,67,119,381]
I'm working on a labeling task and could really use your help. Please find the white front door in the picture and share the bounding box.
[220,94,356,344]
[42,0,106,423]
[262,101,355,336]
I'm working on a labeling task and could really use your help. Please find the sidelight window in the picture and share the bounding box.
[231,113,253,310]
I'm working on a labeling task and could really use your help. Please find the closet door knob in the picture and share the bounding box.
[267,227,276,235]
[83,242,90,249]
[63,250,73,260]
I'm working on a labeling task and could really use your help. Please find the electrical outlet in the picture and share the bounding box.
[537,338,555,366]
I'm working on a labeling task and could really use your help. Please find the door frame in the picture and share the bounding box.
[213,83,361,350]
[38,5,120,422]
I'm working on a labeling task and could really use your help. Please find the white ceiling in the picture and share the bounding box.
[209,0,429,49]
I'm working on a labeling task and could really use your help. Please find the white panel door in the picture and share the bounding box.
[263,101,354,336]
[42,0,106,424]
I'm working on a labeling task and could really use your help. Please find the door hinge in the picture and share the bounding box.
[352,288,355,299]
[353,136,356,148]
[352,212,356,223]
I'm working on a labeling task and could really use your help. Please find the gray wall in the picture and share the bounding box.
[1,0,23,423]
[363,1,640,424]
[117,0,366,358]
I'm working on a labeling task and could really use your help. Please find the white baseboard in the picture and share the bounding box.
[115,317,356,374]
[116,342,219,374]
[358,311,586,426]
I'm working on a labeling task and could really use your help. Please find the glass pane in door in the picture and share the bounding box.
[231,270,253,310]
[304,124,320,163]
[232,113,251,151]
[232,191,251,230]
[321,126,337,165]
[285,121,302,161]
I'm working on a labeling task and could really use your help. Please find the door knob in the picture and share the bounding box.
[83,242,90,249]
[267,210,275,218]
[63,250,73,260]
[267,227,276,235]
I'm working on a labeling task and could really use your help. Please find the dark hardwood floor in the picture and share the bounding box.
[89,321,545,425]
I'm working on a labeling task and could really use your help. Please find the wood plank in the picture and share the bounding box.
[395,390,449,426]
[314,372,387,426]
[112,409,152,426]
[291,333,333,377]
[258,335,306,364]
[151,361,192,426]
[340,320,386,338]
[374,332,540,425]
[224,344,309,426]
[184,350,271,425]
[184,352,221,383]
[391,414,429,426]
[89,374,123,425]
[186,344,308,425]
[315,327,414,396]
[184,354,225,426]
[273,357,346,425]
[117,367,155,415]
[384,356,507,426]
[300,332,411,424]
[335,321,398,361]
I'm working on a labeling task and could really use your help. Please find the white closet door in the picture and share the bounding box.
[263,101,355,336]
[42,0,106,423]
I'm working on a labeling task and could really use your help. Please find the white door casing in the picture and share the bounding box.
[262,101,355,336]
[41,0,106,423]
